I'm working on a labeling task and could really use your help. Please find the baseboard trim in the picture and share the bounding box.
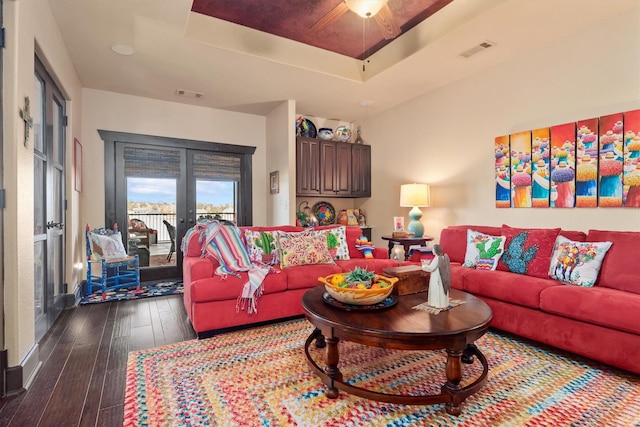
[5,343,40,396]
[1,349,7,398]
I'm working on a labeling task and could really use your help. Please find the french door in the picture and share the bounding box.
[101,131,255,282]
[34,57,66,341]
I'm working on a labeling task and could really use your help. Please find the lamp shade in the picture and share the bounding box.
[400,183,430,208]
[345,0,387,18]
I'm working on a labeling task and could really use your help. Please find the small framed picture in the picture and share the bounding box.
[270,171,279,194]
[393,216,404,231]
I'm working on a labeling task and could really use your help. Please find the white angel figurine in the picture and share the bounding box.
[421,244,451,309]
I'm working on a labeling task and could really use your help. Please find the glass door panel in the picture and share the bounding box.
[195,180,236,222]
[127,177,177,269]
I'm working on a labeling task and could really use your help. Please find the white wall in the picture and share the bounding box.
[3,0,82,369]
[265,100,295,225]
[360,7,640,245]
[80,89,268,232]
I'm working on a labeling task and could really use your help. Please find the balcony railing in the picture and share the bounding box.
[128,212,235,242]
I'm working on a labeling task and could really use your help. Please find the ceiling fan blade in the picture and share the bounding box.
[374,4,401,39]
[310,2,350,34]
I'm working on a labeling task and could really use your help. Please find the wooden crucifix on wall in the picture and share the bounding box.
[20,96,34,147]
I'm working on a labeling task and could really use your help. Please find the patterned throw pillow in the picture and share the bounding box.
[498,225,561,278]
[276,231,335,268]
[463,229,506,271]
[89,232,128,261]
[312,226,350,260]
[244,230,280,265]
[548,236,612,287]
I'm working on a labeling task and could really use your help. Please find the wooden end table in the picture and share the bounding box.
[381,235,434,260]
[301,287,492,416]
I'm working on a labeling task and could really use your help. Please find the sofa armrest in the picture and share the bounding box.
[183,256,216,283]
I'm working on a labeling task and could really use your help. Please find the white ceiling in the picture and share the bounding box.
[48,0,638,122]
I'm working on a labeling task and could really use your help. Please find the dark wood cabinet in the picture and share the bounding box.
[296,137,321,196]
[351,144,371,197]
[320,140,351,196]
[296,137,371,198]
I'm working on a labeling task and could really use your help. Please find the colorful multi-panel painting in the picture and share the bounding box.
[495,135,511,208]
[510,131,532,208]
[494,109,640,208]
[623,109,640,207]
[549,123,576,208]
[531,128,550,207]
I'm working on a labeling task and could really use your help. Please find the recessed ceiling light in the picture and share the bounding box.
[111,44,135,56]
[359,100,374,107]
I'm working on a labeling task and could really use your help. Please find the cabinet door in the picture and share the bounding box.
[351,144,371,197]
[335,142,352,195]
[321,141,351,196]
[296,137,321,196]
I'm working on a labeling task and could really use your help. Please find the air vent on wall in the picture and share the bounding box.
[459,40,496,59]
[175,89,204,99]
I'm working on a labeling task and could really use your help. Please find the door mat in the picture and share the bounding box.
[79,280,183,304]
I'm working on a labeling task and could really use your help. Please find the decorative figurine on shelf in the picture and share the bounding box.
[354,208,366,226]
[421,244,451,309]
[296,201,319,227]
[355,236,375,258]
[354,125,364,144]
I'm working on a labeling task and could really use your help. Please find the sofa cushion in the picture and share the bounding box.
[336,259,399,275]
[243,229,281,265]
[559,230,587,242]
[463,229,506,271]
[324,225,369,259]
[498,225,560,279]
[540,285,640,335]
[189,272,288,303]
[548,236,612,287]
[285,263,343,290]
[276,231,335,268]
[311,225,350,260]
[586,229,640,293]
[463,268,561,309]
[439,225,502,263]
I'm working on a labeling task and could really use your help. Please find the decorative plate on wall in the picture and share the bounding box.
[312,201,335,225]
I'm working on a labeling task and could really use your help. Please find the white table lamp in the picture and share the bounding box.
[400,183,430,238]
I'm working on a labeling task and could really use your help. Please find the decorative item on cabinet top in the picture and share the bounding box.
[335,125,352,142]
[318,128,334,141]
[296,116,317,138]
[354,126,364,144]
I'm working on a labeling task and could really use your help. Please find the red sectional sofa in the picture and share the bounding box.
[182,225,400,336]
[436,225,640,375]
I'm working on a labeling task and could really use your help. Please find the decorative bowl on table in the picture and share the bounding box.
[318,273,398,305]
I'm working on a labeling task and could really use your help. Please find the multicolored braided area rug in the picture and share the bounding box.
[124,319,640,426]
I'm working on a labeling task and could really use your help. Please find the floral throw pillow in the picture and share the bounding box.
[498,225,561,278]
[276,231,335,269]
[463,229,506,271]
[244,230,280,265]
[312,226,350,260]
[89,231,128,261]
[548,236,612,287]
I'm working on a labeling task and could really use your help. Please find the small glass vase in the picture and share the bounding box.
[390,243,405,261]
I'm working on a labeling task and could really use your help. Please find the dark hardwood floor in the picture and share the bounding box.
[0,295,196,426]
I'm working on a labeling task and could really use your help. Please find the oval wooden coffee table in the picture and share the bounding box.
[301,286,493,415]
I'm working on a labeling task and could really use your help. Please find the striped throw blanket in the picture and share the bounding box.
[200,221,271,314]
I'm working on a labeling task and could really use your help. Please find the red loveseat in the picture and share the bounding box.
[182,225,400,337]
[435,224,640,374]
